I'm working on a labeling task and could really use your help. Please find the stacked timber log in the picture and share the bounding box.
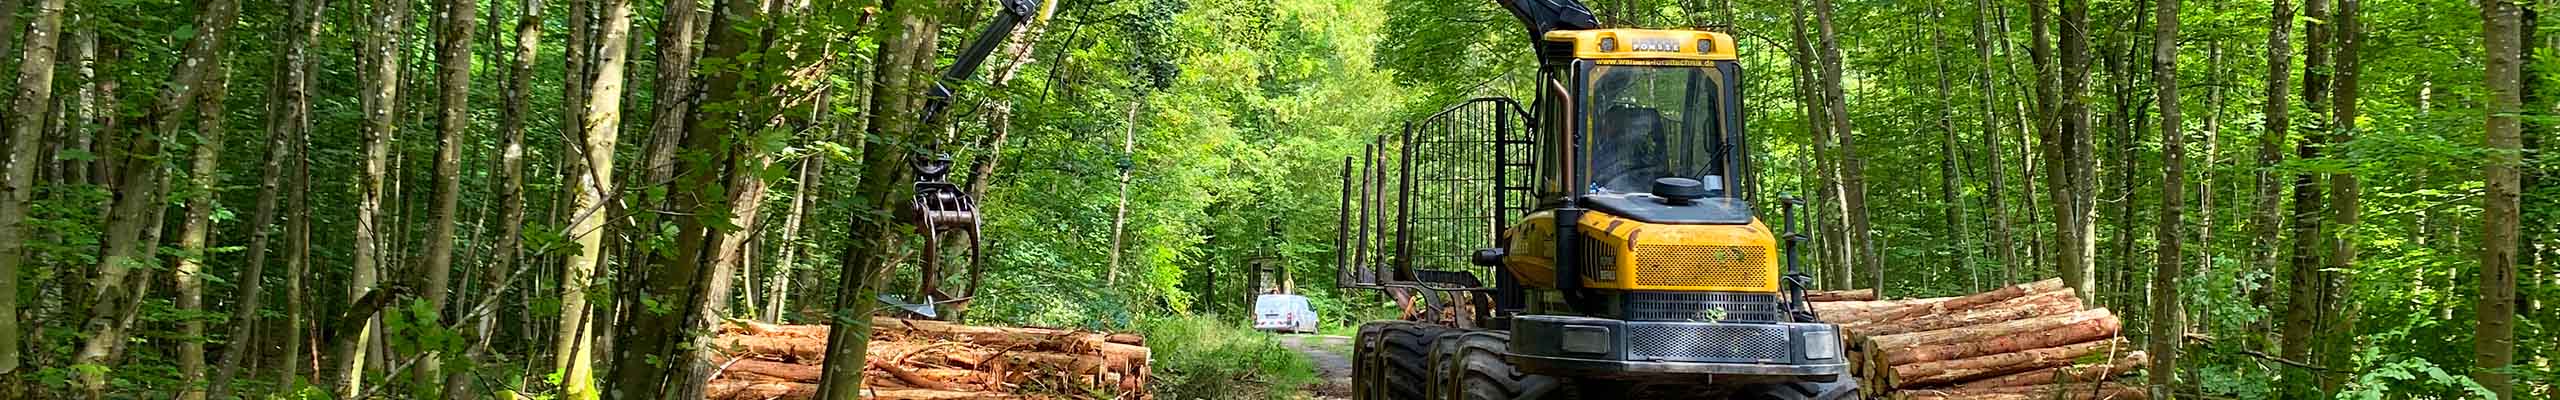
[1810,279,2149,400]
[704,317,1153,400]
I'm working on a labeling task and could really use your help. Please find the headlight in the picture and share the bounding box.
[1561,325,1613,354]
[1802,329,1839,360]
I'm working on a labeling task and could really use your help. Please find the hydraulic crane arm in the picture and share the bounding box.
[1493,0,1600,44]
[919,0,1044,126]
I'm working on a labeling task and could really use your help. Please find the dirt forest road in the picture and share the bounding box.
[1279,334,1355,399]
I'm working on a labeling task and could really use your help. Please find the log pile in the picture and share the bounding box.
[704,318,1153,400]
[1811,278,2149,400]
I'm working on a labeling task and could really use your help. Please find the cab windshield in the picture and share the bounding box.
[1581,64,1730,195]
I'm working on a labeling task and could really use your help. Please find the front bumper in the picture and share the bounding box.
[1506,315,1847,381]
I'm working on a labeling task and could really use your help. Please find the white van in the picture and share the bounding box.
[1252,294,1320,334]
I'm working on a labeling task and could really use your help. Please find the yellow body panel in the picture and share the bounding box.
[1542,29,1739,61]
[1501,209,1782,293]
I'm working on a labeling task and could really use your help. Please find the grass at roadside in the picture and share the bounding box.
[1140,314,1320,400]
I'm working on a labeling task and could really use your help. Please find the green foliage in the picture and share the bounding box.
[1136,314,1318,400]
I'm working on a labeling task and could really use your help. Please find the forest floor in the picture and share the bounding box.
[1278,334,1355,399]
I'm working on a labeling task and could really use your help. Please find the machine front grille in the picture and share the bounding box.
[1624,292,1783,322]
[1624,322,1792,362]
[1631,245,1772,288]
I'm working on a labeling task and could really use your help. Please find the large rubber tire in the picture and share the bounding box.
[1378,322,1450,400]
[1352,322,1402,400]
[1439,331,1563,400]
[1426,331,1468,400]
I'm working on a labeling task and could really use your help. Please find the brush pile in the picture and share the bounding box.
[704,318,1153,400]
[1807,279,2149,400]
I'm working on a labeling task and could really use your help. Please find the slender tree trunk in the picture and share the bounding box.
[1107,99,1140,286]
[1931,0,1972,289]
[2194,0,2222,310]
[553,0,598,395]
[609,0,755,395]
[446,0,538,395]
[764,157,815,323]
[335,0,406,396]
[2249,0,2293,344]
[1811,0,1878,293]
[2146,0,2186,394]
[2313,0,2363,393]
[1783,0,1844,289]
[54,19,95,187]
[282,127,313,392]
[415,0,477,390]
[2100,10,2136,310]
[555,0,628,396]
[605,0,699,392]
[73,0,238,395]
[2282,0,2330,395]
[2477,0,2523,396]
[0,0,73,383]
[2027,0,2061,281]
[818,0,938,396]
[1972,0,2016,284]
[2054,0,2099,308]
[172,54,233,400]
[205,0,321,394]
[632,0,711,291]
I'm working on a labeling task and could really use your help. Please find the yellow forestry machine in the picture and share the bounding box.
[1332,0,1858,398]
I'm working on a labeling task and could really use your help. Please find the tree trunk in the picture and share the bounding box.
[417,0,478,390]
[556,0,628,396]
[206,1,322,394]
[1875,308,2123,365]
[1107,99,1140,286]
[54,19,96,187]
[172,54,233,400]
[2316,0,2362,392]
[605,0,702,393]
[1972,0,2017,284]
[0,0,72,382]
[1931,0,1972,290]
[2477,0,2523,396]
[2100,13,2139,310]
[1956,351,2148,388]
[1902,382,2152,400]
[1891,338,2135,388]
[2145,0,2185,393]
[444,0,538,396]
[1782,0,1844,289]
[335,0,405,396]
[74,0,239,395]
[766,158,816,323]
[819,0,940,396]
[2054,0,2099,308]
[2248,0,2292,344]
[1811,0,1878,294]
[2282,0,2330,395]
[2048,0,2088,308]
[610,0,760,395]
[2026,0,2062,283]
[553,0,598,395]
[1845,290,2080,337]
[282,126,313,392]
